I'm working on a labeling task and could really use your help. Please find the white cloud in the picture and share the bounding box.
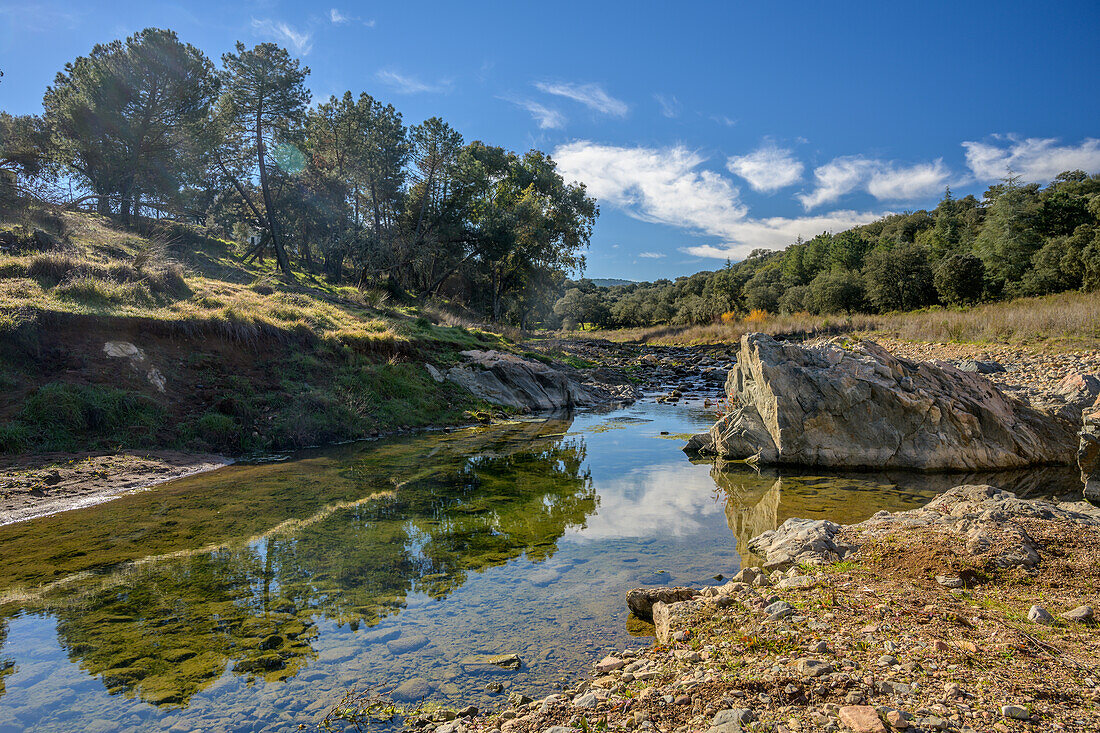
[330,8,349,23]
[376,70,449,94]
[798,156,951,209]
[638,252,666,258]
[553,141,885,260]
[501,97,565,129]
[867,159,951,200]
[654,94,681,118]
[250,18,313,55]
[727,142,804,193]
[535,82,628,117]
[963,136,1100,182]
[797,156,875,210]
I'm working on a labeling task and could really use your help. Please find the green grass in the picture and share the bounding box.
[2,383,166,452]
[0,207,515,455]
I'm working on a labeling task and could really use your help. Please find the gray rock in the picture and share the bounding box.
[935,575,964,588]
[1061,605,1094,623]
[445,350,638,412]
[1080,395,1100,500]
[956,359,1005,374]
[794,658,833,677]
[1002,705,1030,720]
[1028,605,1055,624]
[626,586,697,620]
[684,334,1076,469]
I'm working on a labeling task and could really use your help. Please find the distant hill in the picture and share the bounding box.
[588,278,635,287]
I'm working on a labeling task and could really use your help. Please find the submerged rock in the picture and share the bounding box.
[685,333,1077,470]
[445,350,639,412]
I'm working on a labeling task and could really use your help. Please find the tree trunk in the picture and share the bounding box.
[256,115,293,278]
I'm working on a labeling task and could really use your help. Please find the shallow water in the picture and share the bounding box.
[0,402,1082,732]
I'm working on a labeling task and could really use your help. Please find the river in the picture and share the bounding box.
[0,401,1082,732]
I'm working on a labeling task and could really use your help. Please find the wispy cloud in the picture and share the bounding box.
[535,82,628,117]
[798,156,950,210]
[251,18,313,54]
[501,97,565,129]
[727,142,804,193]
[963,136,1100,182]
[376,70,450,94]
[553,141,883,260]
[638,252,666,259]
[654,94,681,118]
[330,8,374,27]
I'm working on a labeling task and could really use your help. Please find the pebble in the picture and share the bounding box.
[1061,605,1094,623]
[1002,705,1030,720]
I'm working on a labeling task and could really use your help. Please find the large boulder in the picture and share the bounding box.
[685,334,1077,470]
[444,350,638,412]
[1081,396,1100,500]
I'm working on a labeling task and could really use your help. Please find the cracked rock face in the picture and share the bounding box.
[1080,396,1100,500]
[443,350,639,412]
[685,333,1077,470]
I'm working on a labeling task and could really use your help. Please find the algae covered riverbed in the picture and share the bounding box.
[0,402,1082,732]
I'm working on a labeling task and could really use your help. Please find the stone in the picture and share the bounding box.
[487,653,522,670]
[573,692,598,709]
[935,575,964,588]
[1002,705,1030,720]
[885,710,908,728]
[387,634,430,654]
[838,705,887,733]
[684,333,1076,469]
[595,655,625,673]
[626,587,697,620]
[1061,605,1094,623]
[1027,605,1054,624]
[956,359,1005,374]
[794,658,833,677]
[445,350,638,412]
[391,677,433,702]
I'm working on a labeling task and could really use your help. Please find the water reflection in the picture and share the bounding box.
[0,404,1081,732]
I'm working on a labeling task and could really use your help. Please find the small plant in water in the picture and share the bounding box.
[318,687,406,732]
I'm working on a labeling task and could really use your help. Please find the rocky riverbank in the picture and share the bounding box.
[0,450,231,525]
[410,486,1099,733]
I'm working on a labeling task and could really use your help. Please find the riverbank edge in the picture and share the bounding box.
[391,486,1100,733]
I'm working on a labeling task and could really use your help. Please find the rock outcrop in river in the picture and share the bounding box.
[436,350,639,412]
[685,333,1078,470]
[747,483,1100,572]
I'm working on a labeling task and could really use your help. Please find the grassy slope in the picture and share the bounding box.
[594,290,1100,350]
[0,204,508,456]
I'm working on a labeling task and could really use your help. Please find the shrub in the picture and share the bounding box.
[808,270,865,314]
[934,252,986,305]
[864,243,936,312]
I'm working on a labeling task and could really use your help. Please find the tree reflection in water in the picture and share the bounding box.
[2,418,596,708]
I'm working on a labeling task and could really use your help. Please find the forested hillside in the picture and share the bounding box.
[0,28,596,327]
[553,175,1100,329]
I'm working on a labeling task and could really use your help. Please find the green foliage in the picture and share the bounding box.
[863,243,936,312]
[808,269,865,314]
[934,252,986,305]
[15,383,166,450]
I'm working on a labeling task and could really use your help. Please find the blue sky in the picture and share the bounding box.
[2,1,1099,280]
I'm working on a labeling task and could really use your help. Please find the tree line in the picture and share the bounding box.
[553,173,1100,329]
[0,29,596,325]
